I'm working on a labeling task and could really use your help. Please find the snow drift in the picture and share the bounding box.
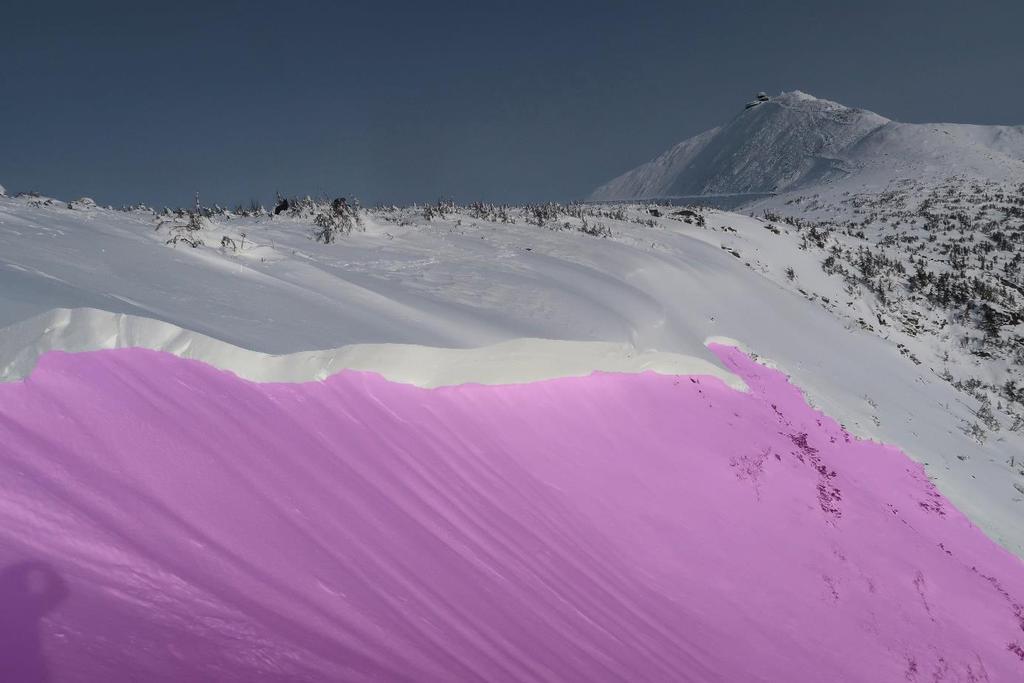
[0,308,742,390]
[1,345,1022,681]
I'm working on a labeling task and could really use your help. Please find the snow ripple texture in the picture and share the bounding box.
[0,346,1022,681]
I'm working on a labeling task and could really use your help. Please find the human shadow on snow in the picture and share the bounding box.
[0,561,68,683]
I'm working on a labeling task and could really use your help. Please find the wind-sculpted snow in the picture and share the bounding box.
[1,347,1023,681]
[4,196,1023,560]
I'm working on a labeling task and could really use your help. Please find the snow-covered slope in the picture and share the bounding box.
[590,91,1024,201]
[4,344,1023,681]
[2,195,1024,680]
[586,126,722,201]
[1,195,1021,557]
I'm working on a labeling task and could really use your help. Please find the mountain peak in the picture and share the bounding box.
[748,90,886,119]
[590,91,1022,202]
[776,89,818,102]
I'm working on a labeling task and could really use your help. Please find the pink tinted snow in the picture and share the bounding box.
[0,345,1022,682]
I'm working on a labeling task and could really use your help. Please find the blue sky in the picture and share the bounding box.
[2,0,1022,207]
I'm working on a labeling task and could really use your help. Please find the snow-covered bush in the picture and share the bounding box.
[468,202,512,223]
[68,197,97,211]
[578,218,611,238]
[158,196,209,248]
[233,199,266,217]
[525,203,562,226]
[313,197,362,243]
[422,199,456,221]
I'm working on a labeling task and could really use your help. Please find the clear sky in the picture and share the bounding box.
[2,0,1022,208]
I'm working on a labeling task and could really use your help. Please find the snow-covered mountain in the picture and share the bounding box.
[590,91,1024,202]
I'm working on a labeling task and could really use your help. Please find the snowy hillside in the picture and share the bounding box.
[590,91,1024,202]
[2,194,1022,549]
[2,194,1024,679]
[588,91,1024,558]
[5,343,1024,681]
